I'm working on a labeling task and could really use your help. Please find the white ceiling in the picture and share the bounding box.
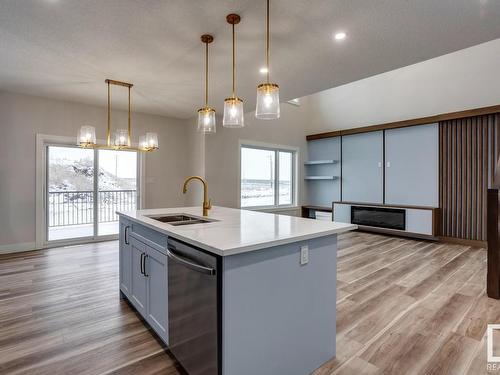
[1,0,500,119]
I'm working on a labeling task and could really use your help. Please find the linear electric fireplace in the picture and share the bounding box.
[351,206,405,230]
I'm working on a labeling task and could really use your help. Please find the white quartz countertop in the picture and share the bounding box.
[117,206,357,256]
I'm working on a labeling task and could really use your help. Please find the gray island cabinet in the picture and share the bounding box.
[117,206,356,375]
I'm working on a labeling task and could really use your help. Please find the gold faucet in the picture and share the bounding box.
[182,176,212,216]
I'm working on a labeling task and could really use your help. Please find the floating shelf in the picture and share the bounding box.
[304,160,338,165]
[304,176,338,180]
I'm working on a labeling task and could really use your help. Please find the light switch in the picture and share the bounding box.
[300,245,309,265]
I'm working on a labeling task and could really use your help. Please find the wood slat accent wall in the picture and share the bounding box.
[439,114,498,241]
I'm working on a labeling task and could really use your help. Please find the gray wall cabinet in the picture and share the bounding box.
[342,131,384,204]
[119,219,169,344]
[384,124,438,207]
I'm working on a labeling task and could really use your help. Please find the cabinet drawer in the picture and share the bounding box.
[131,222,168,254]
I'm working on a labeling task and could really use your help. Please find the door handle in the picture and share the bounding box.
[124,225,130,245]
[167,247,216,276]
[144,254,149,277]
[140,252,144,275]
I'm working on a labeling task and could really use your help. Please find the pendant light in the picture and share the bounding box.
[255,0,280,120]
[77,79,159,151]
[223,14,244,128]
[197,34,217,133]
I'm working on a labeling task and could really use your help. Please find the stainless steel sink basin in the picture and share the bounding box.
[146,214,215,226]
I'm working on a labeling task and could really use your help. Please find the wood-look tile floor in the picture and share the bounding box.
[0,232,495,374]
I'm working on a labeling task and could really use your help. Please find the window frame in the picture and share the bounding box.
[35,134,145,249]
[238,140,298,210]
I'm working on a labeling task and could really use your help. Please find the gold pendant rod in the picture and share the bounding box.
[232,23,235,97]
[200,34,213,108]
[128,86,131,147]
[205,41,209,107]
[107,81,111,147]
[266,0,270,83]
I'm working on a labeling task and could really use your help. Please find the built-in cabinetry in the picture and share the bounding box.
[119,218,168,344]
[342,131,384,204]
[340,124,438,206]
[333,202,439,238]
[305,137,341,207]
[385,124,438,207]
[305,123,439,239]
[305,123,438,209]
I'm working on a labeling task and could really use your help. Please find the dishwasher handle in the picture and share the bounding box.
[167,246,216,276]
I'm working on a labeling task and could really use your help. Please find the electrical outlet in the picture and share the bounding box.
[300,245,309,265]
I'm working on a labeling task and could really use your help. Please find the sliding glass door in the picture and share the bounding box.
[46,145,138,243]
[97,149,137,236]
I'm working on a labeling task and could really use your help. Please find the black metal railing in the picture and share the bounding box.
[48,190,136,227]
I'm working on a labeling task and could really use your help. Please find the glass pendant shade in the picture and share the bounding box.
[138,133,159,151]
[197,107,216,133]
[139,135,148,151]
[223,97,244,128]
[78,125,96,147]
[146,132,159,150]
[255,83,280,120]
[114,129,129,148]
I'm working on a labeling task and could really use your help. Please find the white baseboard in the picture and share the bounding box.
[0,242,38,254]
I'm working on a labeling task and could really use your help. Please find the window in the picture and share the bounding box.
[240,144,296,208]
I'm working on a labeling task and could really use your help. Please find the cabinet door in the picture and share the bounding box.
[385,124,438,207]
[130,237,148,316]
[145,245,168,344]
[342,131,384,204]
[119,220,132,297]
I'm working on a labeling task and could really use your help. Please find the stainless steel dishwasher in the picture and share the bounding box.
[167,238,219,375]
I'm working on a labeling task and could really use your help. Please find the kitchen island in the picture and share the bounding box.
[117,206,356,375]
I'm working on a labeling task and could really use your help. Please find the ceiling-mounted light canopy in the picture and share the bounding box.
[223,13,244,128]
[197,34,216,134]
[77,79,159,152]
[255,0,280,120]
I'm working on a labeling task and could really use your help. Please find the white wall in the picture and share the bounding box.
[306,38,500,133]
[184,118,206,206]
[0,91,190,249]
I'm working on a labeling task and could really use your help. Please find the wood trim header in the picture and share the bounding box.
[306,104,500,141]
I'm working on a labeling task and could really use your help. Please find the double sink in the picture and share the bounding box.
[146,214,216,226]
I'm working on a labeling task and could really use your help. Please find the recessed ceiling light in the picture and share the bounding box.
[334,32,347,41]
[259,67,268,74]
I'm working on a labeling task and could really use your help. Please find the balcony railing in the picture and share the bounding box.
[48,190,136,227]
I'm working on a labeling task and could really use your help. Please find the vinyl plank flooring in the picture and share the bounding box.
[0,233,492,375]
